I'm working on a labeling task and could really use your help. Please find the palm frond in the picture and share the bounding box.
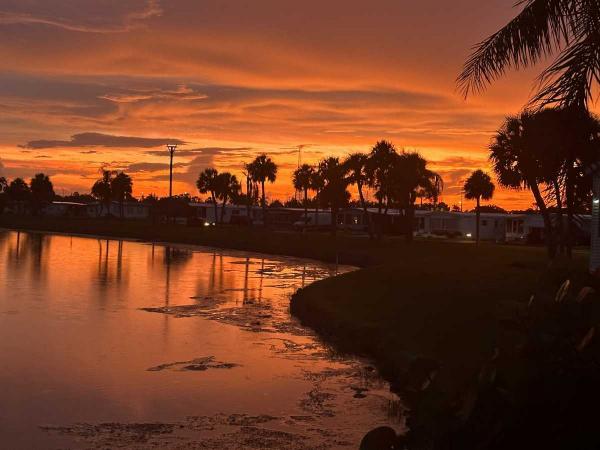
[458,0,574,97]
[532,31,600,107]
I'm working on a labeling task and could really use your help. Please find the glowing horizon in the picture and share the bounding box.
[0,0,562,211]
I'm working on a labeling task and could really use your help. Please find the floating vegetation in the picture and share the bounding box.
[147,356,240,372]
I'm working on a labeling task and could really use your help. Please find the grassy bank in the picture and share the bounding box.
[0,214,588,398]
[291,244,588,397]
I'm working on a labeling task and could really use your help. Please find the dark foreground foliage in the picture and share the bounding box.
[361,273,600,450]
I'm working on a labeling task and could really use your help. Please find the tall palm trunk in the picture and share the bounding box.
[303,188,308,226]
[246,176,252,224]
[220,196,228,224]
[529,179,556,258]
[357,182,372,238]
[376,197,383,240]
[211,192,218,225]
[331,206,337,236]
[553,180,564,255]
[261,181,266,226]
[315,191,319,226]
[475,197,480,246]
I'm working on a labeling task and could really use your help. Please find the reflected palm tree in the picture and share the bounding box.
[257,258,265,303]
[243,257,250,303]
[116,240,123,282]
[15,231,20,260]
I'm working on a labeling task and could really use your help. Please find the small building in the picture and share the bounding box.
[415,211,507,241]
[42,201,88,217]
[188,203,263,225]
[87,201,150,220]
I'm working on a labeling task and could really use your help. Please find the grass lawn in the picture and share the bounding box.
[0,214,588,397]
[291,242,588,397]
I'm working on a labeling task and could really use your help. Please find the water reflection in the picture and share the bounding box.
[0,230,401,449]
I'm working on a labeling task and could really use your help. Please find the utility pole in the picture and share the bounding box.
[167,144,177,198]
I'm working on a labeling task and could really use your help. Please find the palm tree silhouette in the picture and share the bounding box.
[215,172,241,224]
[458,0,600,107]
[309,170,324,227]
[490,112,558,256]
[29,173,55,216]
[345,152,373,238]
[196,168,220,224]
[390,152,442,242]
[110,172,133,219]
[366,140,397,215]
[318,157,350,235]
[292,164,314,226]
[91,170,113,216]
[248,154,277,226]
[464,170,495,246]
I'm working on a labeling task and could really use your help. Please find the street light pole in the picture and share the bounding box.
[167,144,177,198]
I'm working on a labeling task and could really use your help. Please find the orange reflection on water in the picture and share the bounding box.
[0,231,401,449]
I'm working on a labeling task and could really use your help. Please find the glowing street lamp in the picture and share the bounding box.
[167,144,177,198]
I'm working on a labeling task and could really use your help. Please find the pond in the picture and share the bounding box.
[0,230,402,449]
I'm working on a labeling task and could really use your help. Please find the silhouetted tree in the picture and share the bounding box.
[318,157,350,235]
[91,170,114,216]
[242,163,258,222]
[215,172,241,223]
[196,168,220,224]
[345,152,373,238]
[310,170,324,226]
[458,0,600,108]
[365,140,397,214]
[389,151,442,242]
[110,172,133,219]
[29,173,55,215]
[490,113,557,257]
[464,170,495,246]
[248,154,277,226]
[293,164,314,226]
[6,178,31,215]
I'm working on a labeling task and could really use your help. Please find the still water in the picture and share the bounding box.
[0,230,402,449]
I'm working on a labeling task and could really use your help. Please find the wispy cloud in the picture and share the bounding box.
[0,0,162,33]
[21,132,185,149]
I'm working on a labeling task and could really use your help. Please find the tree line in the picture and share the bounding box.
[2,106,598,255]
[197,142,449,240]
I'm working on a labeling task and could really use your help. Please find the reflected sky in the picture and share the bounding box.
[0,230,401,449]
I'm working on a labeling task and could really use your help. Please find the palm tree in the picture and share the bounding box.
[292,164,314,227]
[215,172,241,224]
[248,154,277,226]
[389,152,442,242]
[309,170,324,227]
[491,113,556,256]
[366,140,397,214]
[91,170,114,216]
[427,173,444,208]
[196,168,220,224]
[463,170,495,246]
[458,0,600,108]
[318,157,350,235]
[344,152,373,237]
[365,140,398,237]
[242,163,255,223]
[29,173,55,215]
[110,172,133,219]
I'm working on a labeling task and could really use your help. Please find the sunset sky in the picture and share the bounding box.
[0,0,557,210]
